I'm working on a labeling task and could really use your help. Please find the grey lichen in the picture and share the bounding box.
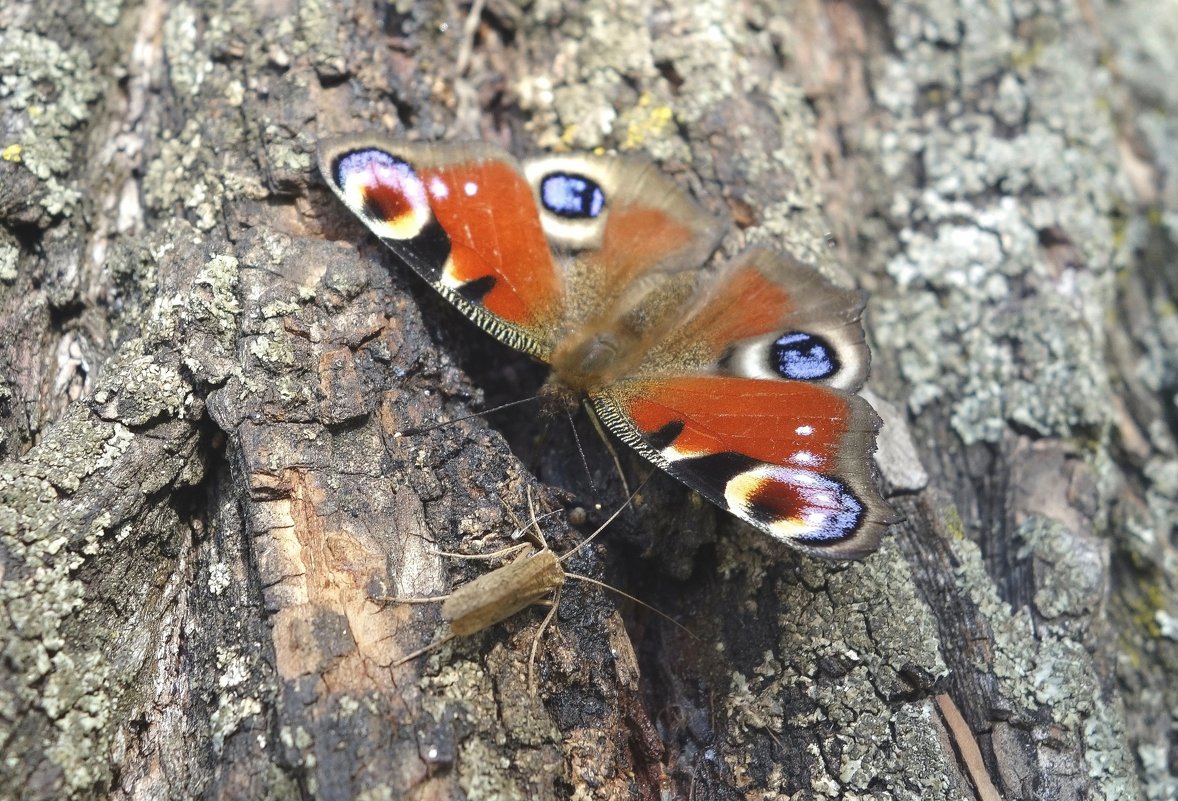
[190,254,243,350]
[127,245,243,386]
[1141,458,1178,559]
[949,295,1110,445]
[210,691,263,754]
[141,120,223,231]
[83,0,121,26]
[721,538,952,797]
[1017,515,1107,624]
[458,737,526,801]
[955,537,1141,800]
[92,350,191,425]
[0,231,18,283]
[0,422,123,793]
[0,28,101,217]
[248,321,297,368]
[162,4,211,97]
[1105,2,1178,246]
[870,0,1123,446]
[18,405,125,493]
[296,0,347,80]
[1139,740,1178,801]
[420,658,538,800]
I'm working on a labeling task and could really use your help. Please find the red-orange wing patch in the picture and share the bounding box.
[595,376,889,558]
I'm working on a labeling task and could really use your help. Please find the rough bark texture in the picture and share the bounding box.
[1,0,1175,799]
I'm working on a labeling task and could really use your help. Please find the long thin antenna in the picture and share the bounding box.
[583,399,633,498]
[394,396,539,438]
[565,571,697,639]
[565,407,600,501]
[558,473,653,565]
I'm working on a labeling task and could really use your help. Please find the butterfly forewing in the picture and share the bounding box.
[318,135,563,359]
[526,154,727,349]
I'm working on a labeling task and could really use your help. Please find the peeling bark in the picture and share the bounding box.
[1,1,1175,800]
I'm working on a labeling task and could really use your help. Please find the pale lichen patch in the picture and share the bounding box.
[248,320,297,367]
[871,0,1121,448]
[162,4,212,97]
[208,561,232,595]
[0,28,101,217]
[954,537,1139,799]
[191,254,243,346]
[211,694,263,754]
[0,453,119,794]
[83,0,121,26]
[0,236,18,283]
[142,120,223,231]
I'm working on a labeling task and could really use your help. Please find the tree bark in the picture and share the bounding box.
[1,0,1174,799]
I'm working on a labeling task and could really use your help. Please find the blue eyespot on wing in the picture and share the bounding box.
[771,332,840,381]
[540,173,606,219]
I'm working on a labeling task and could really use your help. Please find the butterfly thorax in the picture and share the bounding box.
[541,323,646,414]
[545,321,648,398]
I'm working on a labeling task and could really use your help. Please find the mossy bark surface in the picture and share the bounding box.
[1,1,1174,799]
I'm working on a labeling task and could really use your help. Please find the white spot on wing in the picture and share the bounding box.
[790,450,818,466]
[464,181,478,196]
[662,445,694,462]
[429,176,449,199]
[795,425,814,436]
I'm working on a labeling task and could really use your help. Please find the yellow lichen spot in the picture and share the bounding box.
[940,505,966,541]
[621,99,675,151]
[1011,42,1045,71]
[1,144,21,162]
[559,124,579,146]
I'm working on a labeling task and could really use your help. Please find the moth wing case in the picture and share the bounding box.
[441,548,565,637]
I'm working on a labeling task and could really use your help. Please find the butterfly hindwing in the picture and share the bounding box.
[594,377,888,558]
[523,153,727,351]
[589,247,889,557]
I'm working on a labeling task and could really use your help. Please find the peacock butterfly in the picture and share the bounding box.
[317,134,892,558]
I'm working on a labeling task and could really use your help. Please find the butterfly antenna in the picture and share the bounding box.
[564,407,600,500]
[583,399,633,498]
[558,473,653,565]
[394,396,539,438]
